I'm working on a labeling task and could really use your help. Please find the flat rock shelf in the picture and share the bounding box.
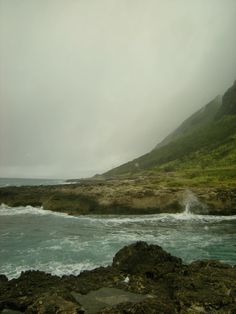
[0,180,235,216]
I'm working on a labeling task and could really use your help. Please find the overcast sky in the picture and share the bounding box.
[1,0,236,179]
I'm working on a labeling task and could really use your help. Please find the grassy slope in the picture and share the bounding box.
[104,82,236,187]
[156,96,221,148]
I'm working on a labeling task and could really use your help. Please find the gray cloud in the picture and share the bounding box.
[1,0,236,178]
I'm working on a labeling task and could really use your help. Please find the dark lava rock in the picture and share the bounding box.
[0,242,236,313]
[98,298,177,314]
[26,291,82,314]
[1,310,24,314]
[0,275,8,284]
[112,241,182,276]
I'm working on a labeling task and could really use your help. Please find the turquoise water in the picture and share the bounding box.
[0,204,236,279]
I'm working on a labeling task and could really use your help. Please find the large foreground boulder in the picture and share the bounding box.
[112,241,182,275]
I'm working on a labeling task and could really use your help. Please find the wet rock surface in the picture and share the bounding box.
[0,242,236,313]
[71,287,150,314]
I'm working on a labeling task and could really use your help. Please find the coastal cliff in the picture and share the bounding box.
[0,178,235,216]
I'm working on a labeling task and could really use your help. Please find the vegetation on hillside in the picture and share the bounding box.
[104,81,236,187]
[156,95,221,149]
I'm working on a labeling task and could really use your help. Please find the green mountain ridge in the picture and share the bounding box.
[155,95,222,149]
[104,81,236,186]
[216,80,236,118]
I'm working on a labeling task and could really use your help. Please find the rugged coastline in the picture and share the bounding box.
[0,178,235,216]
[0,241,236,313]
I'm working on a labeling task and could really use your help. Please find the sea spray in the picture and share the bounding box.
[182,190,207,215]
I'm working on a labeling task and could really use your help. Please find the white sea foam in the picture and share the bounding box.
[0,204,49,216]
[83,212,236,225]
[167,212,236,222]
[0,201,235,279]
[0,203,71,218]
[41,238,91,253]
[0,204,235,223]
[0,260,102,280]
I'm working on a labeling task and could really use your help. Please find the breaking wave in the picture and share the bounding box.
[0,204,71,218]
[0,202,236,279]
[1,203,236,222]
[0,261,101,280]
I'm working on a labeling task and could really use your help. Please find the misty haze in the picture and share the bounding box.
[1,0,236,179]
[0,1,236,313]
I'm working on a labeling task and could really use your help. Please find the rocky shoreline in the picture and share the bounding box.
[0,242,236,313]
[0,178,235,215]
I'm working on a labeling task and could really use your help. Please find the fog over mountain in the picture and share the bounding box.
[1,0,236,179]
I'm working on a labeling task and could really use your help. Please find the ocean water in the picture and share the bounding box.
[0,204,236,279]
[0,178,66,187]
